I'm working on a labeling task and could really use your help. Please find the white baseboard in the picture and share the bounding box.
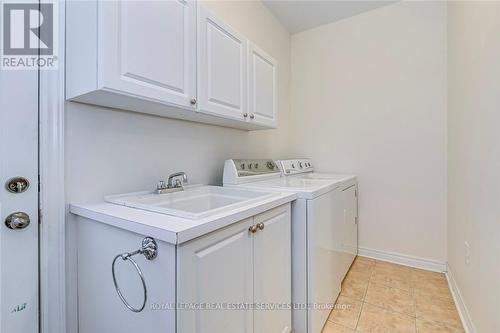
[446,266,476,333]
[358,247,447,272]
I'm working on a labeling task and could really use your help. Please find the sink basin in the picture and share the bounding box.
[105,185,275,219]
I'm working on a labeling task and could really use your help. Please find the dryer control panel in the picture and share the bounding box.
[278,159,314,175]
[223,159,281,185]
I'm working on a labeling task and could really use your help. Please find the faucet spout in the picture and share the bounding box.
[167,172,188,189]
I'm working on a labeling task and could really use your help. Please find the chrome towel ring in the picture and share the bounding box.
[111,237,158,313]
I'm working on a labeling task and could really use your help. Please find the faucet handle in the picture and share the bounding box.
[157,180,166,190]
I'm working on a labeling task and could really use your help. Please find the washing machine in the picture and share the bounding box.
[223,159,358,333]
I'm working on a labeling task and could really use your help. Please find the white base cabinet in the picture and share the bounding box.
[75,203,291,333]
[177,204,291,333]
[66,1,278,130]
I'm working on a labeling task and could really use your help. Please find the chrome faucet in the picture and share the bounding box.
[156,172,188,194]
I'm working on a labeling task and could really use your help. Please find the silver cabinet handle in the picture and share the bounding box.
[249,113,255,119]
[257,222,264,230]
[249,225,258,233]
[5,212,30,230]
[190,98,197,106]
[243,113,248,118]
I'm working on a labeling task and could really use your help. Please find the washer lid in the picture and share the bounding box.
[236,177,338,199]
[291,173,356,183]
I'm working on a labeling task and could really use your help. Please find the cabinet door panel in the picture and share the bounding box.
[253,205,292,333]
[101,0,196,108]
[342,184,358,260]
[197,5,247,120]
[177,218,254,333]
[249,43,278,128]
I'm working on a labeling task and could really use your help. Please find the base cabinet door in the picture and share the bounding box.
[253,205,292,333]
[177,218,254,333]
[177,204,292,333]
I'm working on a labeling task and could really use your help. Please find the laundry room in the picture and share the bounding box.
[1,1,498,333]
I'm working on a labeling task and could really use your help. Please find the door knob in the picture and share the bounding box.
[248,225,258,233]
[257,222,264,230]
[5,212,30,230]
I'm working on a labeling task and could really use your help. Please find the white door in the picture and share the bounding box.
[197,4,248,121]
[177,218,254,333]
[101,0,197,108]
[253,205,291,333]
[248,42,278,128]
[0,67,39,330]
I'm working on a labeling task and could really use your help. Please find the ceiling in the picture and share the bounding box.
[262,0,398,34]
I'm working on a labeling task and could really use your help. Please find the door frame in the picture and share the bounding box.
[39,0,66,332]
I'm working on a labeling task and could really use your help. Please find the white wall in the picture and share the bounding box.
[447,2,500,332]
[290,1,448,263]
[65,1,290,331]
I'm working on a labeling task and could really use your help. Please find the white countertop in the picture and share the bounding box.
[70,191,296,245]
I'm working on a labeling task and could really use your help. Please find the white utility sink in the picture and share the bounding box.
[105,185,275,219]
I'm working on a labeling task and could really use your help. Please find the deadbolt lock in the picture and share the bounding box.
[5,177,29,193]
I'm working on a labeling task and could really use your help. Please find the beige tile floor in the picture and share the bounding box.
[322,256,465,333]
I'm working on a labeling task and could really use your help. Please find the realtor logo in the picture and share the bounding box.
[1,1,58,69]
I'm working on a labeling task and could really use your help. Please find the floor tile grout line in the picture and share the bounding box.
[354,300,366,331]
[333,257,465,333]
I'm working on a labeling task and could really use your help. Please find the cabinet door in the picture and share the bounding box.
[197,5,248,121]
[177,218,254,333]
[248,43,278,128]
[100,0,196,108]
[342,184,358,262]
[253,205,292,333]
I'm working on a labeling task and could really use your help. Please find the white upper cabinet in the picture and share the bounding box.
[197,5,248,121]
[102,0,196,108]
[248,43,278,128]
[66,0,196,110]
[66,0,278,130]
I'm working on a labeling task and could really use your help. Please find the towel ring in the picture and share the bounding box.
[111,237,158,313]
